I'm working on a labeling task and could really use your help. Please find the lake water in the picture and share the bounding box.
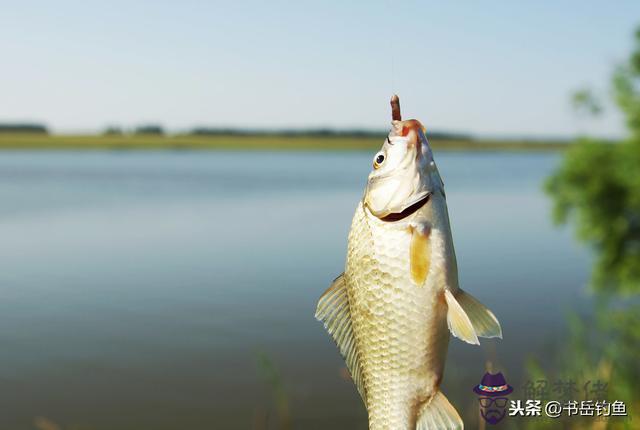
[0,150,591,429]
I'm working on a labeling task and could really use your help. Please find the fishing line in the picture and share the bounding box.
[386,0,395,95]
[391,48,395,95]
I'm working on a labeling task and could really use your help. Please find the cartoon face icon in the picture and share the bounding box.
[478,396,509,424]
[473,372,513,425]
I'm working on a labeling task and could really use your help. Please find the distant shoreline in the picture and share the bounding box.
[0,134,574,152]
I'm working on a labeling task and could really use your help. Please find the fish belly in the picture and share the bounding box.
[345,203,450,430]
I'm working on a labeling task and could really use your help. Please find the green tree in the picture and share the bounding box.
[546,26,640,296]
[526,25,640,430]
[612,27,640,139]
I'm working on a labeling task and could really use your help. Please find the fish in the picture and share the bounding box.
[315,95,502,430]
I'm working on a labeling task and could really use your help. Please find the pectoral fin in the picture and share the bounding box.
[315,274,367,406]
[444,289,479,345]
[444,289,502,344]
[410,225,431,286]
[416,390,464,430]
[456,289,502,339]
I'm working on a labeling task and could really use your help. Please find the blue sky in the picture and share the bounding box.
[1,1,638,137]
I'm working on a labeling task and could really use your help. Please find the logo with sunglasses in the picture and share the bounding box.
[473,372,513,424]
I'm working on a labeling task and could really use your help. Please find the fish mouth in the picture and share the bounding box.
[379,192,431,222]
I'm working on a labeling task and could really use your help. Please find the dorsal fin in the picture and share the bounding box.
[315,274,367,406]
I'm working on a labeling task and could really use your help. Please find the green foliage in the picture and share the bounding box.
[571,88,603,117]
[0,133,571,151]
[530,24,640,430]
[612,28,640,139]
[0,123,48,134]
[525,305,640,429]
[134,124,165,135]
[103,126,124,136]
[545,140,640,295]
[546,25,640,296]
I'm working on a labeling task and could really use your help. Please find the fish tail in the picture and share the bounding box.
[416,390,463,430]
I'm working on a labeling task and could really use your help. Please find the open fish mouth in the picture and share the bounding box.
[380,192,431,222]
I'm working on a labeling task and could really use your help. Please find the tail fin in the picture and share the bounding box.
[416,391,463,430]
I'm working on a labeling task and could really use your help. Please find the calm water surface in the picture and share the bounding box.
[0,151,590,429]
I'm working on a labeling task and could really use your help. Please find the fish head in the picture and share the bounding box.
[363,97,444,220]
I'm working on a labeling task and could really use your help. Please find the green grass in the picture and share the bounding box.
[0,134,572,151]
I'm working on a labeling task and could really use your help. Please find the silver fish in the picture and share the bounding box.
[316,95,502,430]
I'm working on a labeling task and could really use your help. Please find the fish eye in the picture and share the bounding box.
[373,153,385,169]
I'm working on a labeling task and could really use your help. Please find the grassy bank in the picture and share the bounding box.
[0,134,572,151]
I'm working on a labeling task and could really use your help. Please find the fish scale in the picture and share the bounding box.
[345,202,448,430]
